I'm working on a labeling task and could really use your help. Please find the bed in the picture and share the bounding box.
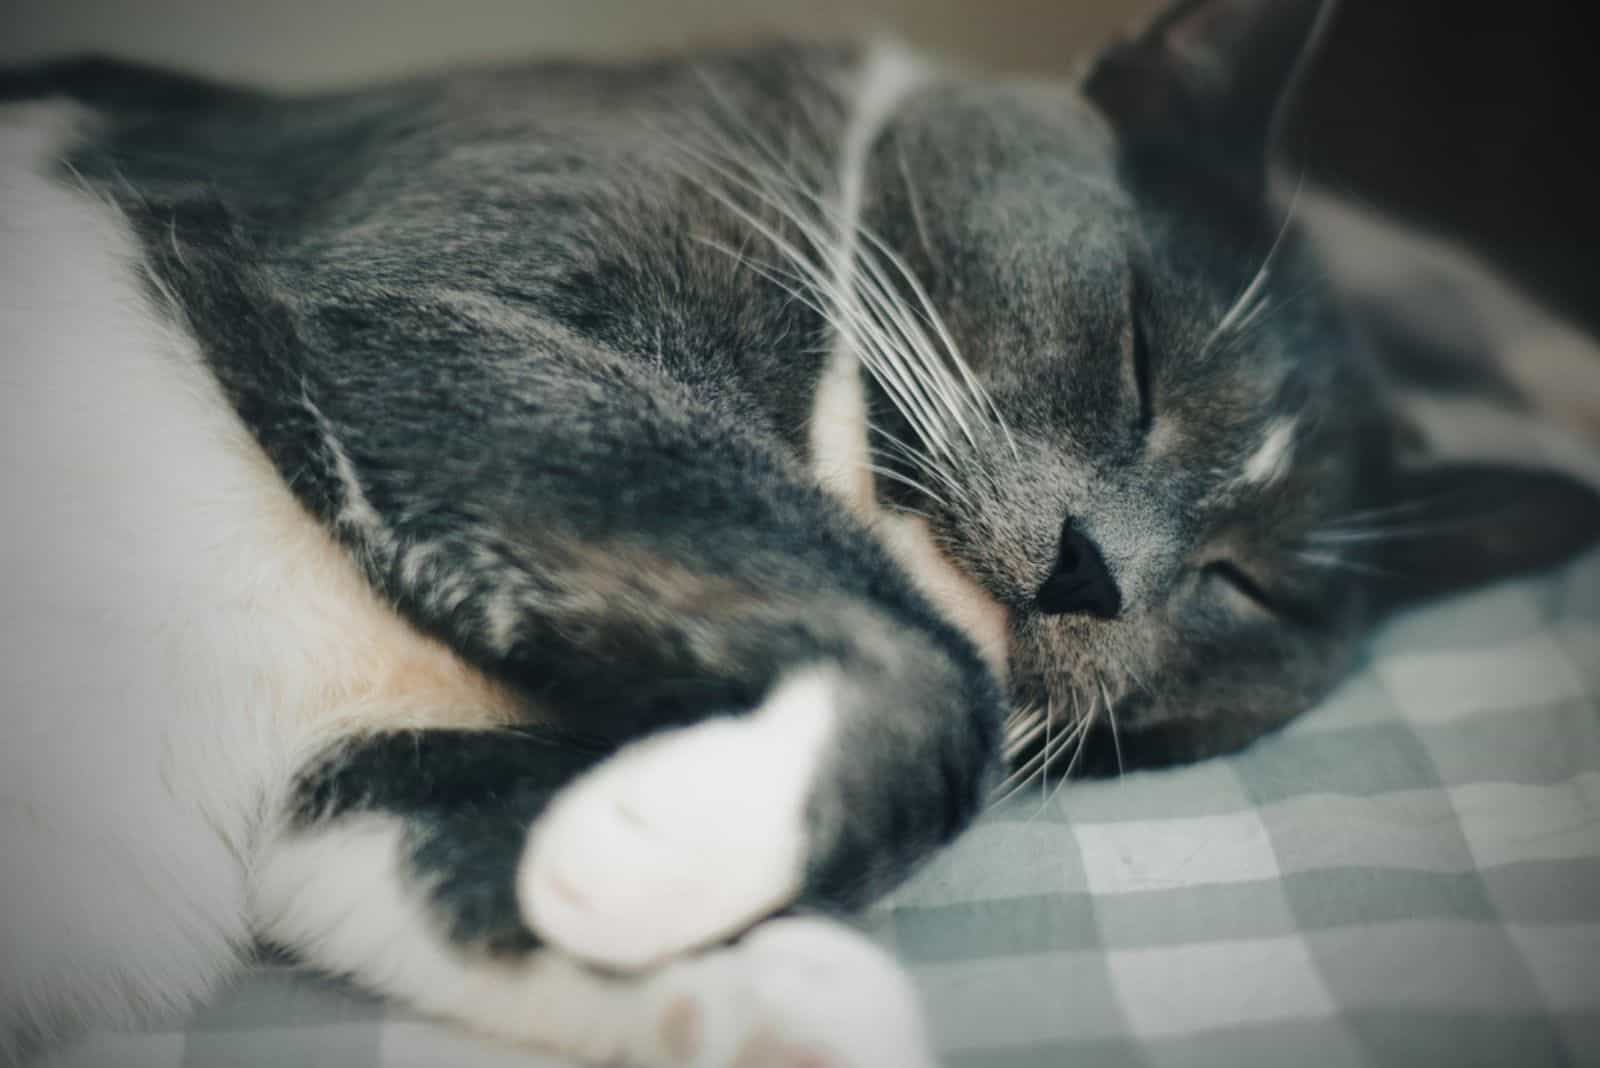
[38,201,1600,1068]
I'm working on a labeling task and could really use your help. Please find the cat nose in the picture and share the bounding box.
[1036,526,1122,619]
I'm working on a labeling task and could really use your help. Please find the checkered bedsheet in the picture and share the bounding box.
[41,548,1600,1067]
[886,557,1600,1068]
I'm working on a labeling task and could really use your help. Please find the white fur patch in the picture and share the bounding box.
[303,393,387,537]
[259,818,932,1066]
[809,42,928,514]
[651,916,938,1068]
[518,670,840,973]
[803,45,1013,681]
[1241,418,1297,486]
[261,819,682,1065]
[253,817,645,1063]
[0,100,520,1053]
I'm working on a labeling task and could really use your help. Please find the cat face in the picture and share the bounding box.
[853,0,1600,773]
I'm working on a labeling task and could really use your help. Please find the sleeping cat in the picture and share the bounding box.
[4,0,1598,1063]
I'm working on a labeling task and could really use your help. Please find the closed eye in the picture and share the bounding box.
[1131,313,1155,433]
[1202,560,1324,629]
[1125,271,1155,436]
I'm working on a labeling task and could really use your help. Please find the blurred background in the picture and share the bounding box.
[2,0,1593,333]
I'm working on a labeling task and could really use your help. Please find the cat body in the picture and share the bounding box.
[0,37,1016,1067]
[3,2,1597,1063]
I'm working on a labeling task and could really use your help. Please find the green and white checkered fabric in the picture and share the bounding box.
[41,550,1600,1068]
[880,554,1600,1068]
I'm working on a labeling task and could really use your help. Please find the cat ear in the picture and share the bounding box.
[1083,0,1334,186]
[1369,461,1600,613]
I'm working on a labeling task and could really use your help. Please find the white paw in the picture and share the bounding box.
[635,917,937,1068]
[519,671,840,972]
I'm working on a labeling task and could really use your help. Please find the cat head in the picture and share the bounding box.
[853,0,1600,774]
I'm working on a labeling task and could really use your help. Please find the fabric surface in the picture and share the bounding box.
[888,555,1600,1068]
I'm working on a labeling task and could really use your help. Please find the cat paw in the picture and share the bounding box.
[518,671,840,972]
[635,917,937,1068]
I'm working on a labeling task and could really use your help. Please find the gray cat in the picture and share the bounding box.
[2,0,1596,1063]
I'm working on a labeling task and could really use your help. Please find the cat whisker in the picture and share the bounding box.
[1203,277,1328,364]
[664,130,964,444]
[670,104,1016,460]
[869,450,969,514]
[990,741,1048,807]
[895,141,938,269]
[992,699,1059,803]
[752,180,986,462]
[1304,516,1498,545]
[1025,686,1094,822]
[863,464,952,510]
[1040,697,1052,808]
[1097,673,1125,780]
[867,423,955,481]
[1033,696,1099,822]
[1030,695,1069,821]
[847,243,984,453]
[1308,494,1523,546]
[690,225,959,464]
[992,700,1085,810]
[848,221,1019,461]
[883,501,935,523]
[1001,703,1049,762]
[805,240,1002,480]
[1232,291,1274,338]
[1201,171,1304,359]
[1316,490,1471,531]
[831,206,1009,451]
[1030,697,1094,824]
[1292,548,1401,578]
[680,156,966,466]
[685,66,832,192]
[1202,294,1279,363]
[869,426,978,511]
[1119,660,1154,699]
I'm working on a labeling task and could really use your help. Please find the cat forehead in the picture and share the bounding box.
[869,71,1374,490]
[882,79,1124,199]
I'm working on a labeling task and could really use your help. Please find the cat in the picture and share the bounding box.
[4,0,1599,1063]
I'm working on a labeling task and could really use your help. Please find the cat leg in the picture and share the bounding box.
[519,668,840,971]
[255,728,935,1067]
[376,445,1001,968]
[305,431,1002,970]
[514,641,982,967]
[237,322,1004,972]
